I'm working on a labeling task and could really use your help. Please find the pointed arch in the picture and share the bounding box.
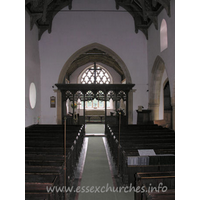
[149,56,165,120]
[58,43,132,84]
[56,43,133,124]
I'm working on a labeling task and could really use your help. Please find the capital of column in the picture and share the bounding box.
[148,103,159,108]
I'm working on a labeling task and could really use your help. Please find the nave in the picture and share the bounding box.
[25,123,175,200]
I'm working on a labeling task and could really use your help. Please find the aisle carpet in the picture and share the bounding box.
[77,125,134,200]
[78,137,115,200]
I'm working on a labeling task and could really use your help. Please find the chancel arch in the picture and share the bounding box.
[56,43,134,124]
[58,43,132,84]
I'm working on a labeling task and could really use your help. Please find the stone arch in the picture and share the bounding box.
[58,43,132,84]
[149,56,165,120]
[163,77,169,89]
[56,43,132,124]
[159,77,169,119]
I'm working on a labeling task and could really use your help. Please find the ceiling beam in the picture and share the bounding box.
[26,0,170,40]
[156,0,171,17]
[26,0,73,40]
[115,0,170,39]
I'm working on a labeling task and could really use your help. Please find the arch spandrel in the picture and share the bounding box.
[58,43,132,84]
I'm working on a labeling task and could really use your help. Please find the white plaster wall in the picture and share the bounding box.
[147,0,175,99]
[132,84,149,123]
[38,0,148,124]
[25,11,41,127]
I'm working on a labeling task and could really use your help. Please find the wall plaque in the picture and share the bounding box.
[50,96,56,108]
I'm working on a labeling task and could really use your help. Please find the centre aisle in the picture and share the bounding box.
[77,125,134,200]
[78,137,115,200]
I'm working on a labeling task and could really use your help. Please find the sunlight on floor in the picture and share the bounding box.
[85,124,105,134]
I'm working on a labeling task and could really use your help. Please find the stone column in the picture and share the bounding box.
[148,103,159,121]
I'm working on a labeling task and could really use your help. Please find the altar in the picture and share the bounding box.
[85,109,105,116]
[85,109,105,123]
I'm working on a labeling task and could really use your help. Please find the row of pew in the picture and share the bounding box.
[106,124,175,200]
[25,124,85,200]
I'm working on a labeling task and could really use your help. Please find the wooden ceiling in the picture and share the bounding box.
[25,0,171,40]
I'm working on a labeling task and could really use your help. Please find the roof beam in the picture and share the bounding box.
[154,0,171,17]
[115,0,170,39]
[26,0,73,40]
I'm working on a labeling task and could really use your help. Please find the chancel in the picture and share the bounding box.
[25,0,175,200]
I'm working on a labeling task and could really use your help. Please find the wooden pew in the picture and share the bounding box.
[106,124,175,185]
[124,156,175,185]
[135,171,175,200]
[26,146,75,186]
[142,189,175,200]
[25,139,79,171]
[25,124,84,171]
[25,173,60,200]
[107,131,174,177]
[25,124,85,200]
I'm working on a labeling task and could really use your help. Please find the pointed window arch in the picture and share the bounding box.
[79,64,112,84]
[160,19,168,52]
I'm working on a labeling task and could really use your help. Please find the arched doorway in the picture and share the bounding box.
[149,56,175,129]
[163,80,172,129]
[56,43,133,124]
[149,56,165,121]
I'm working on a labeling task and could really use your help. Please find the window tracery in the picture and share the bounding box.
[80,65,111,84]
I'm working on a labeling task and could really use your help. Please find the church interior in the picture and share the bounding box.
[25,0,176,199]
